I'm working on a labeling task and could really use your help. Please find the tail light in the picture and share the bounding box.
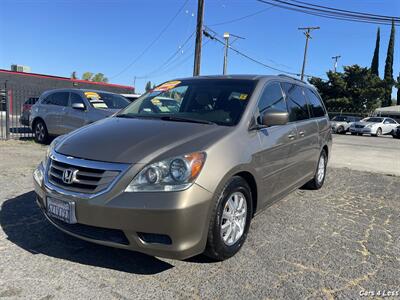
[22,104,31,112]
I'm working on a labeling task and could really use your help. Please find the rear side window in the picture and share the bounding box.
[43,92,69,106]
[305,88,326,117]
[258,82,287,114]
[282,83,310,122]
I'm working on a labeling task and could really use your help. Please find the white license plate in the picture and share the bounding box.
[46,197,77,224]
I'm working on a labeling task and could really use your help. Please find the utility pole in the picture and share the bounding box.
[298,26,320,80]
[223,32,230,75]
[331,55,341,73]
[193,0,205,76]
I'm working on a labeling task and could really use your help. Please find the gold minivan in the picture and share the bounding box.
[33,75,332,260]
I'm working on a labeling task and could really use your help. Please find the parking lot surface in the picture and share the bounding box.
[0,140,399,299]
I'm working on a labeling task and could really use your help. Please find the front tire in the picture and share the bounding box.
[34,120,49,144]
[372,127,382,137]
[303,150,327,190]
[204,176,253,261]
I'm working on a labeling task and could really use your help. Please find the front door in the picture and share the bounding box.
[62,92,87,133]
[253,82,297,207]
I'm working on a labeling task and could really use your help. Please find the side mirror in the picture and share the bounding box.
[72,103,85,110]
[260,109,289,127]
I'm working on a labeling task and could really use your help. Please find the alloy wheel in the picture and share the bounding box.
[317,155,325,184]
[220,192,247,246]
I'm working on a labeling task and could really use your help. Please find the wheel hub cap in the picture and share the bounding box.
[221,192,247,246]
[317,155,325,183]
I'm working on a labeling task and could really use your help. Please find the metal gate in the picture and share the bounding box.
[0,81,41,140]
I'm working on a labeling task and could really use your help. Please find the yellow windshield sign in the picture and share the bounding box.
[153,81,181,92]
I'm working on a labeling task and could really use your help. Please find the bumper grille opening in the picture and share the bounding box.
[138,232,172,245]
[48,216,130,245]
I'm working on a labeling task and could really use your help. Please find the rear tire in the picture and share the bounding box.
[204,176,253,261]
[34,120,49,144]
[302,150,327,190]
[337,126,345,134]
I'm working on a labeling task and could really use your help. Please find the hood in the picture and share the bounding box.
[331,121,347,126]
[55,117,231,164]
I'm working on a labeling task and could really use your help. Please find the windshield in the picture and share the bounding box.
[332,116,348,122]
[117,79,256,126]
[364,117,383,123]
[84,91,130,109]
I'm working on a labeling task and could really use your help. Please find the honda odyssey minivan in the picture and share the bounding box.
[33,75,331,260]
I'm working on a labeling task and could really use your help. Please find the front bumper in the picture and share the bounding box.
[349,127,372,134]
[33,163,214,260]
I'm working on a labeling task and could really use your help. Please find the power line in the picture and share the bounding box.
[135,31,195,79]
[208,5,275,26]
[110,0,189,79]
[203,29,308,77]
[257,0,400,26]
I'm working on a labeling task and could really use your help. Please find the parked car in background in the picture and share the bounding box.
[392,125,400,139]
[330,115,362,134]
[349,117,399,137]
[33,75,332,260]
[20,97,39,126]
[121,93,141,102]
[30,89,130,143]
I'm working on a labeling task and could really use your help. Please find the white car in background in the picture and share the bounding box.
[349,117,399,137]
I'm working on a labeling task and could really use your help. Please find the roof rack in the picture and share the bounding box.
[277,74,305,83]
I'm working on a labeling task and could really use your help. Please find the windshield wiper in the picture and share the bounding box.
[160,116,217,125]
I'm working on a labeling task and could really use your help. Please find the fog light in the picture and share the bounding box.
[33,164,44,187]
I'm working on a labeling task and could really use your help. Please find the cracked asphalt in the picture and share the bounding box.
[0,140,399,299]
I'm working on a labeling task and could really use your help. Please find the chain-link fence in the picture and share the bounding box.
[0,82,42,140]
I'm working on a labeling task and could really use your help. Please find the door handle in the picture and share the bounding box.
[299,131,305,137]
[288,134,296,139]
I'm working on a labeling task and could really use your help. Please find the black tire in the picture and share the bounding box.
[33,119,49,144]
[337,126,345,134]
[204,176,253,261]
[302,150,327,190]
[371,127,382,137]
[351,132,357,135]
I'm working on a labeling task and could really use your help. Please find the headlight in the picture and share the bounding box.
[33,163,44,187]
[365,124,372,128]
[125,152,206,192]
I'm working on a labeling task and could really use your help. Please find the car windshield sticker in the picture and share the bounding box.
[85,92,101,100]
[239,93,248,100]
[153,81,181,92]
[151,98,161,105]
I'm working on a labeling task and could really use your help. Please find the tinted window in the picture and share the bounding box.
[44,92,69,106]
[364,117,383,123]
[70,93,84,105]
[305,88,325,117]
[282,83,310,121]
[258,83,287,114]
[332,116,348,122]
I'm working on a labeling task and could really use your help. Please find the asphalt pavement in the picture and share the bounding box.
[0,140,399,299]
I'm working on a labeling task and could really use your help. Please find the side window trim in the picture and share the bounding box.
[304,87,327,119]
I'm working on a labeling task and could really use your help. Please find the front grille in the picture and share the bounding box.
[355,124,365,128]
[49,216,129,245]
[47,154,128,195]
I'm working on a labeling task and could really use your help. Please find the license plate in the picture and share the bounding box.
[46,197,77,224]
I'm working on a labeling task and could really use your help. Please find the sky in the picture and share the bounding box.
[0,0,399,93]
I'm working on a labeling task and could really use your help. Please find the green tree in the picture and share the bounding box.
[82,72,94,81]
[370,27,380,77]
[92,73,108,83]
[309,65,385,112]
[383,19,395,106]
[145,81,153,92]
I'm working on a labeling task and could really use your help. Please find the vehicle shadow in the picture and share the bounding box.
[0,191,173,275]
